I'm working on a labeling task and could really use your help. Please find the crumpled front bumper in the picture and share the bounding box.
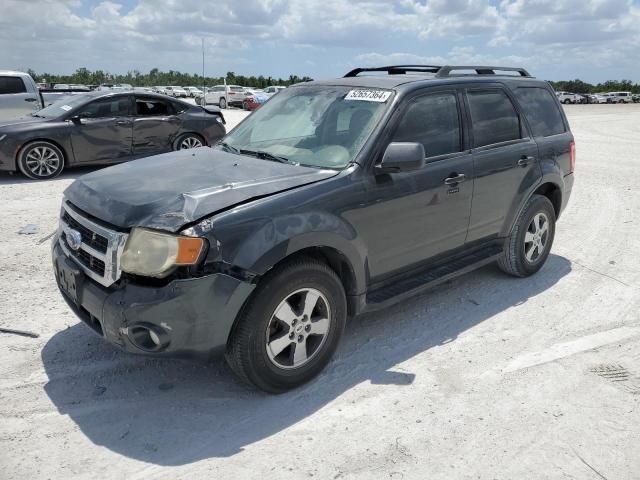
[52,239,255,358]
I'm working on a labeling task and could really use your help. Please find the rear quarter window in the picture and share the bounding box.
[0,76,27,94]
[513,87,566,137]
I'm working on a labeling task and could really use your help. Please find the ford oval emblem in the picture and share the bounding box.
[67,229,83,251]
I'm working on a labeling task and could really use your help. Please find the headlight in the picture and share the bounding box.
[120,228,206,278]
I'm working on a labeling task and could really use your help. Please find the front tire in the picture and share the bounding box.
[17,141,65,180]
[226,258,347,393]
[498,194,556,278]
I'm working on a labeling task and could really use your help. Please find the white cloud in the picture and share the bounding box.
[0,0,638,80]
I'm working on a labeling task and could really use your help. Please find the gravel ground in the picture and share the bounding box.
[1,105,639,480]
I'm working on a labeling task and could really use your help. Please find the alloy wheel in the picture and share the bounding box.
[524,212,550,263]
[265,288,331,369]
[179,136,203,149]
[25,145,61,178]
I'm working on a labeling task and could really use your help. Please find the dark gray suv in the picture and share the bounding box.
[52,65,575,392]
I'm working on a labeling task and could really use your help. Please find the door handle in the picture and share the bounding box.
[444,173,466,185]
[115,120,131,126]
[518,156,535,167]
[24,97,38,102]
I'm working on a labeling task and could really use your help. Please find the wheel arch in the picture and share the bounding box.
[241,234,368,317]
[532,181,562,219]
[17,137,69,166]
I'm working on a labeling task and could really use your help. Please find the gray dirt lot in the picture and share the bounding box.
[1,105,639,480]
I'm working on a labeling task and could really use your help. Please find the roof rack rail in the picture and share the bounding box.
[435,65,531,78]
[343,65,442,77]
[344,64,531,78]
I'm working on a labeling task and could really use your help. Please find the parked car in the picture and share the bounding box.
[608,91,633,103]
[633,94,640,103]
[0,91,225,180]
[200,85,246,108]
[153,86,168,95]
[52,64,574,392]
[263,85,286,97]
[242,92,269,111]
[183,86,203,97]
[165,86,188,98]
[0,70,44,121]
[555,91,583,104]
[596,93,614,104]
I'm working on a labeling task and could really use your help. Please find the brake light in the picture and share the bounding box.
[569,141,576,173]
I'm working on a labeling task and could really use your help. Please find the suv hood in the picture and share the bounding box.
[63,148,339,232]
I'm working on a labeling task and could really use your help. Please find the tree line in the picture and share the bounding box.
[24,68,640,93]
[548,79,640,94]
[26,67,313,88]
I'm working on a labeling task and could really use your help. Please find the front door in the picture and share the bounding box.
[132,96,182,156]
[358,89,474,282]
[69,95,133,163]
[464,88,541,242]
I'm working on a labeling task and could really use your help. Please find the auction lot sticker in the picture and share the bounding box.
[345,89,392,102]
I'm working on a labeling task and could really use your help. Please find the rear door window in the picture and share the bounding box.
[392,92,462,159]
[0,76,27,94]
[135,97,174,116]
[513,87,566,137]
[467,90,522,147]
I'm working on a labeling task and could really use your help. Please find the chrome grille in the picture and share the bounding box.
[58,201,128,287]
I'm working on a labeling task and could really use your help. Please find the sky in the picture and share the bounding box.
[1,0,639,83]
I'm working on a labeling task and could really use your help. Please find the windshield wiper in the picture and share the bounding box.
[218,141,240,154]
[30,113,44,118]
[239,149,295,165]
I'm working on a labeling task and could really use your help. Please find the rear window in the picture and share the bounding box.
[0,76,27,94]
[467,90,521,148]
[514,87,566,137]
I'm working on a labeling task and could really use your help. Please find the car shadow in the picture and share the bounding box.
[0,166,106,185]
[42,254,571,465]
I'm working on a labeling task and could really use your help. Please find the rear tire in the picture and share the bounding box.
[17,141,65,180]
[174,133,204,150]
[498,195,556,278]
[225,258,347,393]
[219,97,227,109]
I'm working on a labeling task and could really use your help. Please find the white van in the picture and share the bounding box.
[608,92,633,103]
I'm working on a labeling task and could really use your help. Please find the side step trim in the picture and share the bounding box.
[365,245,503,310]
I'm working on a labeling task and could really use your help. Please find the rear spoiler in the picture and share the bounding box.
[201,105,225,124]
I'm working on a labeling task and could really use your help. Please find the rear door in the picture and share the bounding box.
[132,96,182,156]
[464,87,541,242]
[0,75,39,120]
[69,95,133,163]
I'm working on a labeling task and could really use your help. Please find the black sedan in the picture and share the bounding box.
[0,91,226,180]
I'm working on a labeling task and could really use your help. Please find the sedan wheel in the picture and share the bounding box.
[177,135,203,150]
[219,97,227,109]
[18,141,64,180]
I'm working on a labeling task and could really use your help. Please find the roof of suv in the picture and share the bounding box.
[303,65,542,90]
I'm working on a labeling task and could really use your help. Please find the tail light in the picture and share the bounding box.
[569,141,576,173]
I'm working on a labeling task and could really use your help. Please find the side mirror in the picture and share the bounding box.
[376,142,425,174]
[69,115,83,124]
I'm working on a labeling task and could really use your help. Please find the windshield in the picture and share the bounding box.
[222,85,392,169]
[36,94,94,118]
